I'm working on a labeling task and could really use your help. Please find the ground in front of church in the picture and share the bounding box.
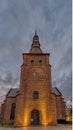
[0,124,72,130]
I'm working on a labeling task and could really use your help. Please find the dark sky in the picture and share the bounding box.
[0,0,72,106]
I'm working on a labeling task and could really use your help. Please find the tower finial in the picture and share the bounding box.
[35,29,37,36]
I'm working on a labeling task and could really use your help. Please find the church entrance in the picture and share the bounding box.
[31,110,39,125]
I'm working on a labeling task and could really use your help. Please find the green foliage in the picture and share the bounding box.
[69,108,72,116]
[0,123,13,128]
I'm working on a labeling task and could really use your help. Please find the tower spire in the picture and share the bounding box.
[32,30,40,47]
[29,31,42,53]
[35,29,37,36]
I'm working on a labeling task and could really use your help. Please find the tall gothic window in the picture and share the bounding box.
[33,91,39,99]
[10,103,16,120]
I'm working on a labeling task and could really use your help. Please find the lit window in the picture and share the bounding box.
[10,103,16,120]
[33,91,39,99]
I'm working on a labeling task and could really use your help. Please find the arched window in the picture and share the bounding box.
[38,60,42,65]
[33,91,39,99]
[10,103,16,120]
[31,60,34,65]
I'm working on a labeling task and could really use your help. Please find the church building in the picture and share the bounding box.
[1,32,66,126]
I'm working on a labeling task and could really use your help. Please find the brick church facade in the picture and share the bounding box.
[1,33,66,126]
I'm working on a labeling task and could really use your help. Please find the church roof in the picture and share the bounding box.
[6,88,19,97]
[52,87,62,96]
[6,87,62,98]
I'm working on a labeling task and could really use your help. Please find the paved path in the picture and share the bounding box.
[0,125,72,130]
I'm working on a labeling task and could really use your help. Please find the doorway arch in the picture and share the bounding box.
[31,110,39,125]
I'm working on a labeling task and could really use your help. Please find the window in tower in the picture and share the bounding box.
[31,60,34,65]
[38,60,42,65]
[33,91,39,99]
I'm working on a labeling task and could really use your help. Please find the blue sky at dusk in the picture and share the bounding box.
[0,0,72,106]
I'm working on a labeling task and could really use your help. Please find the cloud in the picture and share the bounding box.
[53,71,72,104]
[0,73,13,85]
[59,73,72,104]
[0,0,9,14]
[0,72,19,103]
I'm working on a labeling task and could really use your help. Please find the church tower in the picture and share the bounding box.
[14,32,57,126]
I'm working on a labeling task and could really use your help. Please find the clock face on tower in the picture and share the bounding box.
[28,68,45,80]
[33,69,44,76]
